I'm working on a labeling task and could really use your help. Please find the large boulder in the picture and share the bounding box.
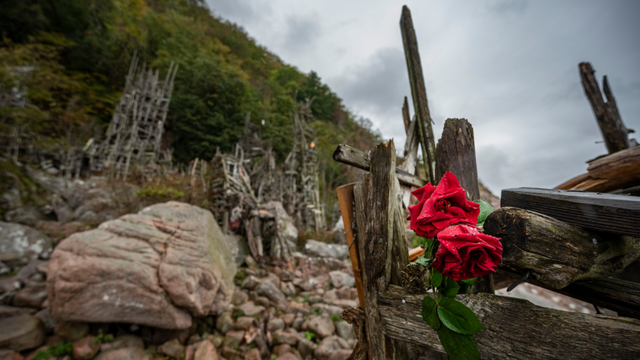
[47,201,236,329]
[0,222,52,268]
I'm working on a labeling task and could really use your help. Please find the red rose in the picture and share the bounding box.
[408,172,480,239]
[431,224,502,281]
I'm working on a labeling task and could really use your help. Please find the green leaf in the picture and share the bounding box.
[421,296,440,329]
[473,199,495,228]
[441,277,461,298]
[458,284,471,294]
[437,298,484,335]
[459,278,477,286]
[414,256,432,267]
[431,269,443,288]
[436,326,480,360]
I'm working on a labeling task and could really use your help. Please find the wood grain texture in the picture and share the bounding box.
[500,187,640,237]
[400,5,436,183]
[580,62,630,153]
[336,183,365,309]
[379,285,640,360]
[400,100,420,208]
[484,207,640,289]
[333,143,427,188]
[555,145,640,192]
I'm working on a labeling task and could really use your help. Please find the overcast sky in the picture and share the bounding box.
[205,0,640,195]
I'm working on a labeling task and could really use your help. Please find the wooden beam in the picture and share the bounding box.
[333,143,427,188]
[500,187,640,237]
[402,96,411,135]
[555,142,640,193]
[435,118,492,293]
[400,5,436,184]
[579,62,630,153]
[400,102,420,208]
[378,285,640,360]
[336,183,365,309]
[484,207,640,289]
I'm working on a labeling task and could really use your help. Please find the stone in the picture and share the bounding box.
[4,206,48,228]
[72,336,100,360]
[331,299,358,309]
[0,222,52,268]
[0,349,24,360]
[280,282,296,297]
[47,202,236,330]
[235,301,265,318]
[292,317,304,331]
[13,282,47,308]
[256,296,270,307]
[272,330,298,346]
[273,344,291,355]
[241,276,260,290]
[224,234,250,267]
[281,313,295,327]
[256,278,285,302]
[308,295,322,305]
[220,345,239,359]
[140,327,190,346]
[335,321,355,341]
[296,338,317,359]
[259,202,298,245]
[193,341,219,360]
[308,315,335,339]
[0,305,34,319]
[268,317,285,333]
[34,309,56,334]
[244,348,261,360]
[292,277,318,292]
[158,338,185,359]
[0,314,45,351]
[235,317,257,331]
[328,271,355,289]
[223,330,244,348]
[328,349,352,360]
[99,335,144,353]
[277,352,301,360]
[215,311,235,334]
[231,290,248,306]
[95,347,151,360]
[53,322,89,342]
[322,290,338,303]
[314,336,349,360]
[303,240,348,260]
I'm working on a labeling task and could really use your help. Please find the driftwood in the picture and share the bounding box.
[557,277,640,319]
[484,207,640,289]
[378,285,640,360]
[400,6,437,183]
[500,187,640,238]
[435,118,493,294]
[579,62,631,154]
[333,143,426,188]
[341,307,368,360]
[354,141,409,360]
[400,98,420,208]
[555,145,640,193]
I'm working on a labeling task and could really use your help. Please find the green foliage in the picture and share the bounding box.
[137,185,185,203]
[234,268,247,286]
[421,296,440,330]
[436,326,480,360]
[309,307,321,316]
[431,269,443,288]
[304,331,316,341]
[436,298,483,335]
[441,277,461,298]
[232,310,244,319]
[330,314,342,323]
[33,342,73,360]
[92,328,114,344]
[473,199,495,229]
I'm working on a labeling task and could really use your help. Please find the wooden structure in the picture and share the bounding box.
[101,52,178,178]
[331,6,640,359]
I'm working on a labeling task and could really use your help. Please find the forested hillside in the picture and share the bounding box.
[0,0,381,208]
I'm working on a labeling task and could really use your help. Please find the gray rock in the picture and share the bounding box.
[235,301,265,318]
[314,336,349,360]
[335,321,355,341]
[268,317,285,333]
[308,315,335,339]
[13,281,47,308]
[272,329,298,346]
[216,311,235,334]
[329,271,355,289]
[235,316,257,330]
[256,278,286,302]
[0,313,45,351]
[224,234,250,267]
[297,338,317,359]
[5,206,47,227]
[100,334,144,352]
[260,202,298,244]
[0,222,52,268]
[51,194,74,224]
[304,240,348,260]
[231,289,249,306]
[293,277,319,292]
[332,217,347,244]
[47,202,236,330]
[328,349,353,360]
[35,308,57,333]
[223,330,244,348]
[95,347,151,360]
[158,338,185,359]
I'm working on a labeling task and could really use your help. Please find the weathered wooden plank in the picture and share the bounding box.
[484,207,640,289]
[379,285,640,360]
[336,183,365,309]
[558,277,640,319]
[435,118,492,293]
[402,96,411,135]
[333,143,427,188]
[400,99,420,208]
[555,144,640,192]
[400,5,436,184]
[501,187,640,237]
[580,62,630,153]
[435,118,480,201]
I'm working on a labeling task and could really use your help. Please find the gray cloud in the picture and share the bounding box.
[206,0,270,23]
[485,0,529,14]
[282,16,321,52]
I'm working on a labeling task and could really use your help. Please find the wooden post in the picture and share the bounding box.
[336,183,365,309]
[579,62,630,153]
[400,99,420,208]
[400,5,437,184]
[435,118,492,293]
[354,140,409,360]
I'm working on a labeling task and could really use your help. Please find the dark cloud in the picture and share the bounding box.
[283,16,321,52]
[206,0,271,24]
